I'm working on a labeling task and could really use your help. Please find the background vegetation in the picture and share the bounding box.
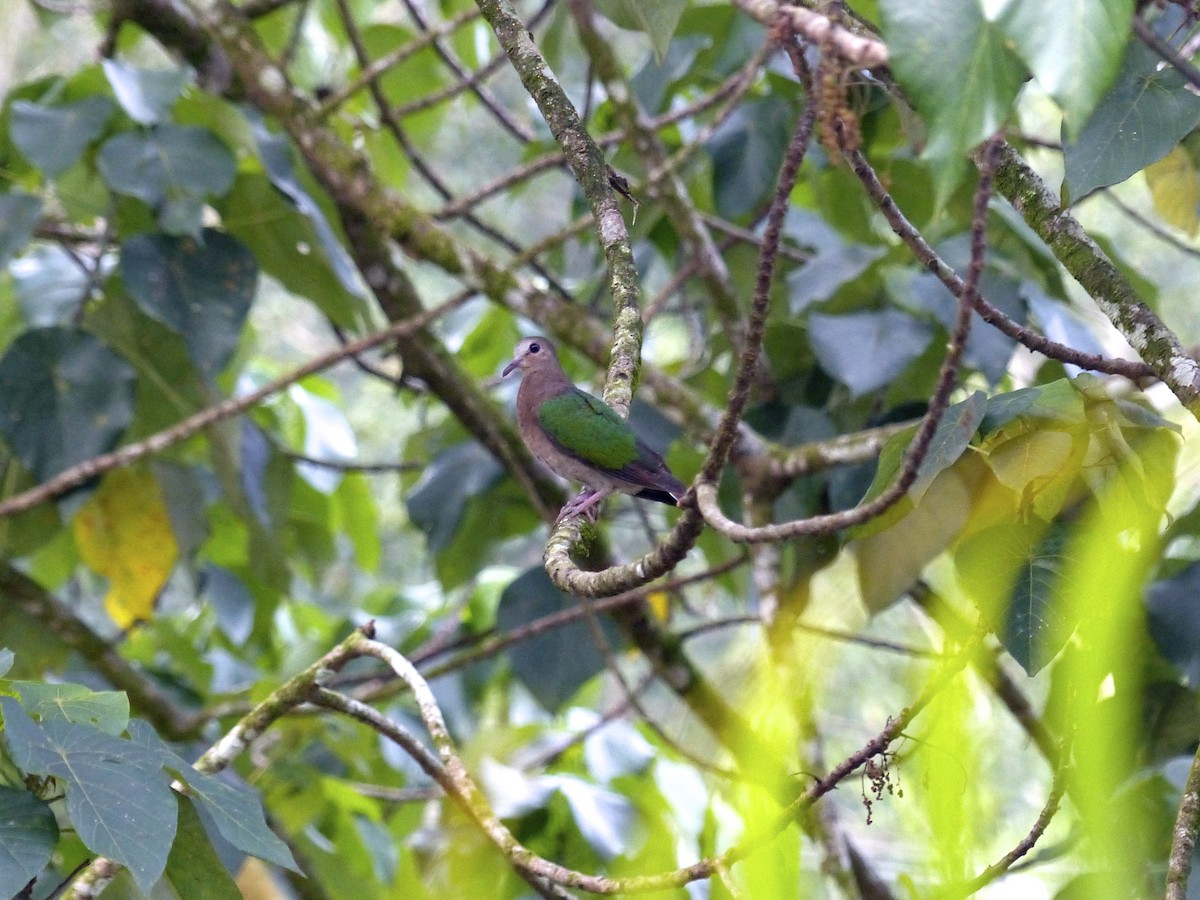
[3,0,1200,898]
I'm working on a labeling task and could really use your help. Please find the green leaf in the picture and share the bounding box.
[880,0,1027,199]
[594,0,687,60]
[1147,560,1200,685]
[0,786,58,900]
[706,96,796,218]
[246,115,371,313]
[0,326,136,481]
[10,96,114,177]
[163,797,242,900]
[996,0,1132,135]
[496,567,622,711]
[955,521,1072,675]
[102,60,191,125]
[97,124,237,208]
[407,442,504,552]
[12,244,92,326]
[0,192,43,269]
[807,309,933,397]
[11,682,130,734]
[1063,41,1200,199]
[126,720,299,872]
[334,472,381,571]
[0,698,177,894]
[1145,146,1200,235]
[221,173,369,330]
[0,649,12,677]
[120,229,258,377]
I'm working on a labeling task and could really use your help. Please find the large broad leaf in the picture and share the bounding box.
[807,309,933,397]
[995,0,1133,136]
[955,520,1072,675]
[247,115,371,313]
[222,173,369,330]
[0,786,58,900]
[1063,40,1200,199]
[0,192,43,269]
[706,96,796,219]
[880,0,1027,199]
[593,0,687,60]
[11,682,130,735]
[120,229,258,377]
[73,468,180,627]
[97,124,237,208]
[407,442,505,552]
[496,567,623,712]
[10,96,114,177]
[1145,145,1200,235]
[1146,560,1200,687]
[162,798,242,900]
[102,59,190,125]
[0,326,135,481]
[127,720,299,872]
[0,698,177,895]
[11,245,94,326]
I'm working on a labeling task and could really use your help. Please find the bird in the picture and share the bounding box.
[501,336,687,522]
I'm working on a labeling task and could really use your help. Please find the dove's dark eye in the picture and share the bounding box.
[529,342,541,354]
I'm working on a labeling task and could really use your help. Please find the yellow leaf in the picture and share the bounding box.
[73,468,178,627]
[1146,146,1200,235]
[645,590,670,621]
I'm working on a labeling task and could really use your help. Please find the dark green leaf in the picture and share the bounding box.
[97,124,237,207]
[163,797,242,900]
[12,682,130,734]
[120,229,257,376]
[10,96,114,177]
[706,96,795,218]
[0,326,135,481]
[955,521,1072,675]
[102,59,191,125]
[126,720,299,871]
[808,309,933,397]
[247,115,371,311]
[0,192,43,269]
[496,567,621,712]
[407,442,504,552]
[996,0,1133,135]
[1063,41,1200,198]
[0,698,176,894]
[1147,560,1200,686]
[880,0,1027,199]
[0,785,58,900]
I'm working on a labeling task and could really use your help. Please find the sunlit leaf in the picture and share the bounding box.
[73,468,179,627]
[102,59,191,125]
[1145,146,1200,235]
[11,681,130,734]
[995,0,1133,136]
[880,0,1027,200]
